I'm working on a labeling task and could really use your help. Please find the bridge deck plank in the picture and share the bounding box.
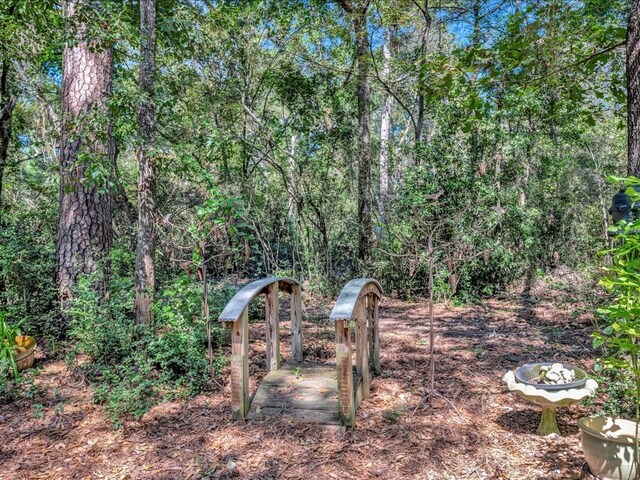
[248,362,362,426]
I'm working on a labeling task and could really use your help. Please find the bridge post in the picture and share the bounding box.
[355,299,370,400]
[290,283,303,362]
[230,307,249,419]
[336,319,355,426]
[265,282,280,372]
[369,294,380,375]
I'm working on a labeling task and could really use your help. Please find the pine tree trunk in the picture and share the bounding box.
[135,0,157,325]
[0,60,15,212]
[0,58,15,306]
[628,0,640,176]
[378,28,393,220]
[353,2,372,265]
[55,0,113,302]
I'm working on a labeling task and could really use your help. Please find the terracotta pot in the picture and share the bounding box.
[578,416,639,480]
[14,335,36,371]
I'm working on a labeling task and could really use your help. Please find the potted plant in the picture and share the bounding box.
[580,176,640,480]
[0,314,36,378]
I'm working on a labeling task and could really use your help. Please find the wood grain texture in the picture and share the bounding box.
[335,320,355,426]
[355,299,370,399]
[291,283,303,362]
[248,362,362,426]
[371,294,381,375]
[230,308,249,419]
[265,282,280,372]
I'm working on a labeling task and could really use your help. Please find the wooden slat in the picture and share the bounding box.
[247,362,362,426]
[249,407,341,425]
[252,385,338,411]
[230,308,249,419]
[290,283,303,362]
[335,319,355,426]
[355,299,370,400]
[265,282,280,372]
[370,294,380,375]
[262,364,337,389]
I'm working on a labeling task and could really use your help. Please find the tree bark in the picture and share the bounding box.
[287,133,298,225]
[339,0,373,265]
[0,60,16,212]
[628,0,640,176]
[0,58,15,307]
[135,0,157,325]
[378,27,393,220]
[55,0,113,302]
[355,4,372,264]
[415,0,431,148]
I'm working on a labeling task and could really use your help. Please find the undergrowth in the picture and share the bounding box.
[64,261,234,428]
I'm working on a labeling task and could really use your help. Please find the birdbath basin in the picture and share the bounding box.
[503,363,597,436]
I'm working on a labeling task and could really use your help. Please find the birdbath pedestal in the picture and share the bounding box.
[503,370,598,436]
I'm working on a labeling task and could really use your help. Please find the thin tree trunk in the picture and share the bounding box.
[135,0,157,325]
[287,133,298,224]
[628,0,640,176]
[353,2,372,265]
[378,28,393,221]
[337,0,373,265]
[55,0,113,303]
[415,0,431,148]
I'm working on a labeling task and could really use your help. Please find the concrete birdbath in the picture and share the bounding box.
[503,363,598,436]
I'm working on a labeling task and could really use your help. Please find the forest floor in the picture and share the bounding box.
[1,272,602,480]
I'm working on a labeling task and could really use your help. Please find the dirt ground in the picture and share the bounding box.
[0,281,601,480]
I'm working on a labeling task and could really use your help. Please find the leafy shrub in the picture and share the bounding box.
[0,203,58,340]
[92,354,159,429]
[67,273,135,366]
[0,368,45,405]
[459,244,522,297]
[594,369,636,419]
[151,274,231,388]
[0,313,22,378]
[594,176,640,429]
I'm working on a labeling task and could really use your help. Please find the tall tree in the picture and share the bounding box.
[338,0,373,265]
[135,0,157,325]
[55,0,113,302]
[0,59,15,213]
[415,0,431,147]
[628,0,640,176]
[378,26,393,218]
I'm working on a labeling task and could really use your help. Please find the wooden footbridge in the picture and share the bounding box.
[218,277,382,427]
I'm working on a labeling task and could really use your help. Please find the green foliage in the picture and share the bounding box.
[92,353,160,429]
[68,273,135,366]
[150,274,231,391]
[593,369,637,419]
[595,177,640,423]
[0,201,58,339]
[0,367,45,405]
[67,266,233,426]
[0,313,22,379]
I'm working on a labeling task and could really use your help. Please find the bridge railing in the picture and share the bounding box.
[330,278,383,426]
[218,276,303,419]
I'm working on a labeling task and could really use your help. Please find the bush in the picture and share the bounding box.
[0,203,58,340]
[67,273,135,366]
[67,270,236,427]
[92,354,160,429]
